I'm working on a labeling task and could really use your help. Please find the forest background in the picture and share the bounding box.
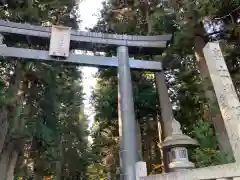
[0,0,239,180]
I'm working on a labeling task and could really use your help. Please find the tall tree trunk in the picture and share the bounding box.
[0,150,18,180]
[0,151,10,179]
[136,120,143,160]
[0,61,26,179]
[55,136,63,180]
[151,117,162,173]
[5,103,27,180]
[5,151,18,180]
[194,35,234,160]
[34,154,44,180]
[0,62,23,154]
[4,95,25,180]
[154,136,162,173]
[3,103,23,180]
[0,120,8,155]
[145,1,166,173]
[142,125,148,163]
[146,122,152,173]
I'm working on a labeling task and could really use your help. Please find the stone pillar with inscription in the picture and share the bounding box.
[203,42,240,162]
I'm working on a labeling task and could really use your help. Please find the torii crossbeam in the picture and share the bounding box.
[0,20,172,180]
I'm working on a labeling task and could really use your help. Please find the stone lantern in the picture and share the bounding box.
[161,118,198,172]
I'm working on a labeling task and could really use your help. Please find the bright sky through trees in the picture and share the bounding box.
[79,0,104,129]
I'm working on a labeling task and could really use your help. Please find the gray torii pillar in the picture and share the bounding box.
[118,85,124,180]
[118,46,138,180]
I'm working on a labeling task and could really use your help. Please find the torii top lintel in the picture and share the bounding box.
[0,20,172,55]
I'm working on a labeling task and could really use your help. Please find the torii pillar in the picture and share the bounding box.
[118,46,139,180]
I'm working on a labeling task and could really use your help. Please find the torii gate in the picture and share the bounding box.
[0,20,197,180]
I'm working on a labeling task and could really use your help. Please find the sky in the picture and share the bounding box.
[78,0,104,30]
[78,0,104,129]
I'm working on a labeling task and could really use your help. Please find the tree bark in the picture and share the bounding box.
[54,136,63,180]
[0,151,10,180]
[146,122,152,172]
[136,120,143,160]
[145,1,168,173]
[5,151,18,180]
[34,154,44,180]
[3,93,25,180]
[0,150,18,180]
[0,120,8,155]
[0,61,26,179]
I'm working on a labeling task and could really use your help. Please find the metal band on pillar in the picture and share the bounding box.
[118,46,138,180]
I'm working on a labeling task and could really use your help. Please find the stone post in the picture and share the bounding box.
[135,161,147,180]
[155,71,198,172]
[118,46,138,180]
[203,42,240,162]
[195,36,234,160]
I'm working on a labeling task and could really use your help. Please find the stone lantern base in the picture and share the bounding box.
[168,147,195,171]
[160,118,199,172]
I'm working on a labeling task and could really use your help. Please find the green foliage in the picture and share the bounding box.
[0,0,238,179]
[89,0,240,179]
[0,0,89,179]
[191,120,232,167]
[87,163,106,180]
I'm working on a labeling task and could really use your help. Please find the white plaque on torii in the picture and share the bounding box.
[49,25,71,57]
